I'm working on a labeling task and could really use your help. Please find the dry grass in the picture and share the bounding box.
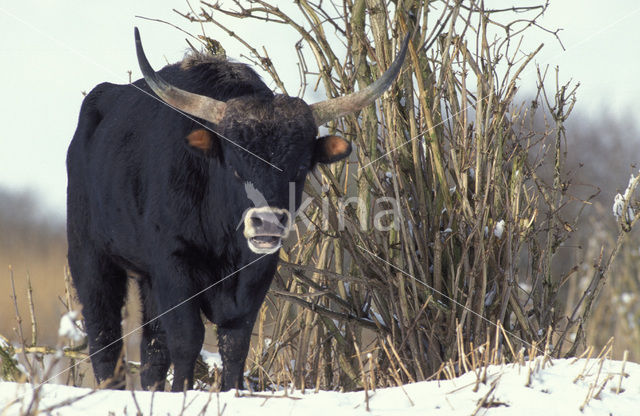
[0,189,68,346]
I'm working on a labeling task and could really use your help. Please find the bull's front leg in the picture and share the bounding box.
[162,303,205,392]
[217,314,256,391]
[152,272,205,392]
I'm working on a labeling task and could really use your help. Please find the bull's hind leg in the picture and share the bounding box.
[137,277,171,391]
[68,246,128,389]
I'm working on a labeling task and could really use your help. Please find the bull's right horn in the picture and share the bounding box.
[134,27,227,124]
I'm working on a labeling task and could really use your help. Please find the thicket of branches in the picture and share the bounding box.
[172,0,640,391]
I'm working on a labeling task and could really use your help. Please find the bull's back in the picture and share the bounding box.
[66,83,113,243]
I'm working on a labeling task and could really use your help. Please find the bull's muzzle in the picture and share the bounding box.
[243,207,291,254]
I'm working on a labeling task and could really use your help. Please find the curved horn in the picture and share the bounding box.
[134,27,227,124]
[310,34,410,127]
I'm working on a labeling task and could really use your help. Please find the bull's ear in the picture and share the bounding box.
[314,135,351,164]
[186,128,223,160]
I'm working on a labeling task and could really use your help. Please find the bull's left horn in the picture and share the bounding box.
[310,33,410,127]
[134,27,227,124]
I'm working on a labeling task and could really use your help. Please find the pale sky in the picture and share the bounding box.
[1,1,639,219]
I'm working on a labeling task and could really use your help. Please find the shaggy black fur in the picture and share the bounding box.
[67,53,350,392]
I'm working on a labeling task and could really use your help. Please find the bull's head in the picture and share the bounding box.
[134,27,408,254]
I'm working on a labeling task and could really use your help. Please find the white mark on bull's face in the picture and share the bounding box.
[239,181,292,254]
[244,181,266,206]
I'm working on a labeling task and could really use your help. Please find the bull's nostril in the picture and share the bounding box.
[276,212,288,226]
[250,216,263,228]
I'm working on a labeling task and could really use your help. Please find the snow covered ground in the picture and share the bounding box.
[1,357,638,415]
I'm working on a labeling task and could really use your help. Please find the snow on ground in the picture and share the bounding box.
[1,357,638,415]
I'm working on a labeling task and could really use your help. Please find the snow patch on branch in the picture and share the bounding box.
[613,172,638,223]
[494,219,505,239]
[58,311,86,343]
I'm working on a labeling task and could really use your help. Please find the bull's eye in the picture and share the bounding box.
[233,169,242,180]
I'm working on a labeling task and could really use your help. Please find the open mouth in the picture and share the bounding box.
[248,235,282,253]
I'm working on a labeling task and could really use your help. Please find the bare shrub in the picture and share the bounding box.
[168,0,640,390]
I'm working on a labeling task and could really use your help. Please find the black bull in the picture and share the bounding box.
[66,28,408,392]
